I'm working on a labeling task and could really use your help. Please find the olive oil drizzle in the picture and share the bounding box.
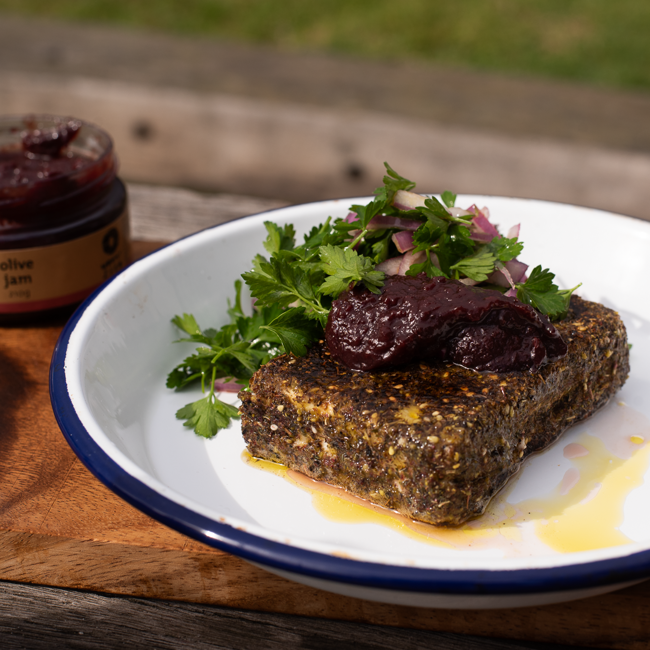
[243,402,650,555]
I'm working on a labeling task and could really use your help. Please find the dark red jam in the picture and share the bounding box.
[325,275,567,373]
[0,116,129,324]
[0,116,119,240]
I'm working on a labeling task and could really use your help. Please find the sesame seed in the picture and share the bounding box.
[388,446,395,456]
[270,424,278,431]
[366,389,373,393]
[277,405,284,412]
[427,435,439,443]
[394,384,404,389]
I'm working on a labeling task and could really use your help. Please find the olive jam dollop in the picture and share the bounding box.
[325,274,568,372]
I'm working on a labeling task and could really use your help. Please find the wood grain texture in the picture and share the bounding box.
[0,580,592,650]
[0,189,648,650]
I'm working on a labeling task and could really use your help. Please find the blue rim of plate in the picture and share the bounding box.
[50,203,650,597]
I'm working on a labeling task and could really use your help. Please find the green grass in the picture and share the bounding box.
[2,0,650,92]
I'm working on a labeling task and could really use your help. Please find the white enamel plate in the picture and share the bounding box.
[50,196,650,609]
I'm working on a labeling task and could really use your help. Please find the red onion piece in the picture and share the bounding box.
[496,262,516,290]
[469,229,494,243]
[367,215,422,231]
[507,224,520,240]
[504,259,528,283]
[215,378,244,393]
[446,206,472,217]
[392,189,427,211]
[392,230,415,253]
[471,213,499,238]
[344,211,359,223]
[376,256,403,276]
[489,259,529,288]
[398,250,426,275]
[459,278,479,286]
[505,287,517,298]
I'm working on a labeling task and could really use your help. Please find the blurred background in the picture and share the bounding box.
[2,0,650,220]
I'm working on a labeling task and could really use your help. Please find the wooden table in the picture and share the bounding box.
[1,185,649,650]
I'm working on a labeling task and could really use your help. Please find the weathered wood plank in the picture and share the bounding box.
[127,185,286,242]
[0,580,593,650]
[4,71,650,220]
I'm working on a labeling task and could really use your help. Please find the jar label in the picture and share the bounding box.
[0,210,130,313]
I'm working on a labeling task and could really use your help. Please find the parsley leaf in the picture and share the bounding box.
[487,236,524,262]
[373,162,416,205]
[176,394,239,439]
[349,199,385,230]
[405,251,445,279]
[319,245,384,297]
[263,221,296,255]
[419,196,453,222]
[516,266,581,320]
[411,219,447,252]
[260,307,321,356]
[450,250,497,282]
[441,191,457,208]
[242,253,327,321]
[171,313,202,337]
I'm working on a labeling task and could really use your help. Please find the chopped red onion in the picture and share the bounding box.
[494,262,516,289]
[489,259,529,289]
[471,213,499,238]
[392,189,427,211]
[215,378,244,393]
[459,278,479,286]
[367,215,421,231]
[507,224,520,240]
[376,256,403,275]
[398,250,426,275]
[392,230,415,253]
[446,206,472,217]
[504,259,528,283]
[469,229,494,243]
[344,211,359,223]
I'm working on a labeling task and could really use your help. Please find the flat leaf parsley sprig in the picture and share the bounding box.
[168,163,579,438]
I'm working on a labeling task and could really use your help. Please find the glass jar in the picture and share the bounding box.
[0,115,130,324]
